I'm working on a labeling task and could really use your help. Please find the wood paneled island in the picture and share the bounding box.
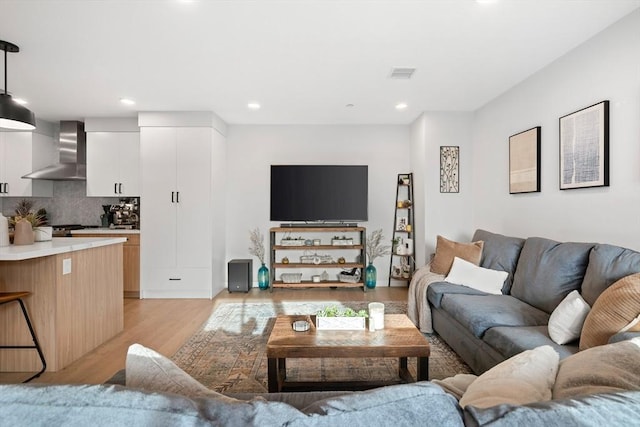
[0,237,126,372]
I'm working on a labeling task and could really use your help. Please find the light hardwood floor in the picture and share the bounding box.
[1,286,408,384]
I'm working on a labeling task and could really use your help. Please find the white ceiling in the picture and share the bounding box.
[1,0,639,125]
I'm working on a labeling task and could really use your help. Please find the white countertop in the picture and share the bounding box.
[70,228,140,235]
[0,237,127,261]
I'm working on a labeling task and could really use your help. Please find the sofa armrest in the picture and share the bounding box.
[608,331,640,344]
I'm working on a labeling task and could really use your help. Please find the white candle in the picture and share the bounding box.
[368,302,385,330]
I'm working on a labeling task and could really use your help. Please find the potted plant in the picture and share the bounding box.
[10,200,51,243]
[316,305,368,330]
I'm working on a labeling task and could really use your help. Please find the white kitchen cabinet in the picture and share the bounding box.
[86,131,140,196]
[0,131,53,197]
[140,127,214,298]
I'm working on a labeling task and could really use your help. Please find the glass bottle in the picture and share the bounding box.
[365,262,377,289]
[258,263,269,290]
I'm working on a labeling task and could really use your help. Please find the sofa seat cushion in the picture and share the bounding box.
[511,237,593,314]
[472,229,525,294]
[427,281,489,308]
[581,243,640,307]
[440,294,550,338]
[483,326,578,361]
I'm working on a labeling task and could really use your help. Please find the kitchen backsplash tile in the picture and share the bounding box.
[1,181,123,226]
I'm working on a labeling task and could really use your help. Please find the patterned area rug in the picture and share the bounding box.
[172,301,472,393]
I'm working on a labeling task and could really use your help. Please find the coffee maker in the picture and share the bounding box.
[108,198,140,229]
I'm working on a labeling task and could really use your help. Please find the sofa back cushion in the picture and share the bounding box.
[511,237,593,314]
[472,229,525,294]
[581,243,640,307]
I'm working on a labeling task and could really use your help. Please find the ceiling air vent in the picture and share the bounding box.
[389,67,416,79]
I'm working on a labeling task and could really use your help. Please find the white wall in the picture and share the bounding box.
[410,112,475,266]
[225,125,410,285]
[471,9,640,250]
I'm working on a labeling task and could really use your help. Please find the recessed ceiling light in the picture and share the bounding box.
[345,103,355,108]
[13,98,28,105]
[120,98,135,105]
[395,103,408,110]
[248,102,261,110]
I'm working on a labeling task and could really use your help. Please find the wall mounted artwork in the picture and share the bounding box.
[559,100,609,190]
[440,146,459,193]
[509,126,541,194]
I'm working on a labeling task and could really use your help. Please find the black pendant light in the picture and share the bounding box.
[0,40,36,130]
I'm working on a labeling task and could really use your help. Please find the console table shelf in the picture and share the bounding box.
[270,227,367,291]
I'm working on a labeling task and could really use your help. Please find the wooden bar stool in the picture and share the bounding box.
[0,291,47,382]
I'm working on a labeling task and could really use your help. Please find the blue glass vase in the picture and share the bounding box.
[365,262,377,289]
[258,263,269,290]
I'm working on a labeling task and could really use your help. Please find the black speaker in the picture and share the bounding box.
[228,259,252,293]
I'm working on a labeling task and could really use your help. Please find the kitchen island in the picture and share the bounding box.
[0,237,126,373]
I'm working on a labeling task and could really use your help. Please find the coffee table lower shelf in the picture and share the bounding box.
[267,356,428,392]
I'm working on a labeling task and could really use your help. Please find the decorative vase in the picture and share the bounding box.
[13,219,34,245]
[365,262,377,289]
[258,263,269,290]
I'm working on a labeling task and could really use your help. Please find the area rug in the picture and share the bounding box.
[172,301,472,393]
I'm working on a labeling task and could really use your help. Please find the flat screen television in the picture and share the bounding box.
[270,165,368,224]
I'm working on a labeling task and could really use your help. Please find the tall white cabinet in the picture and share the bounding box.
[139,113,226,299]
[0,130,54,197]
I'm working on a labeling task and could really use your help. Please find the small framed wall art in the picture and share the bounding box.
[509,126,541,194]
[559,100,609,190]
[440,146,459,193]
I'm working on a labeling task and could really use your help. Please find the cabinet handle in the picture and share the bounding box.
[114,183,118,194]
[119,183,123,194]
[169,278,181,281]
[3,183,7,194]
[176,191,180,203]
[171,191,175,203]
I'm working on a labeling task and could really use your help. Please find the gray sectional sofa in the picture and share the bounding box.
[429,229,640,374]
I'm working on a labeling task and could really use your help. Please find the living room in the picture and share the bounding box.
[1,1,640,424]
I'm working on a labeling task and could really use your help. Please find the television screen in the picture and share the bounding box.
[270,165,368,223]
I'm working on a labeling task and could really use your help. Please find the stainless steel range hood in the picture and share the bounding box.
[22,121,86,181]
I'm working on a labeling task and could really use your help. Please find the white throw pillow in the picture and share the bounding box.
[548,290,591,345]
[459,345,559,409]
[125,343,239,402]
[444,256,508,295]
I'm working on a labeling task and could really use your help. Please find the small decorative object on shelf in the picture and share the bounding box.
[365,229,391,289]
[331,235,354,246]
[249,227,269,290]
[280,236,306,246]
[281,273,302,283]
[316,305,368,330]
[281,257,289,264]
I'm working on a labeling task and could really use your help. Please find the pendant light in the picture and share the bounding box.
[0,40,36,130]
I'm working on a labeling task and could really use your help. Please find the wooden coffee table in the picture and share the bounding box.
[266,313,430,392]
